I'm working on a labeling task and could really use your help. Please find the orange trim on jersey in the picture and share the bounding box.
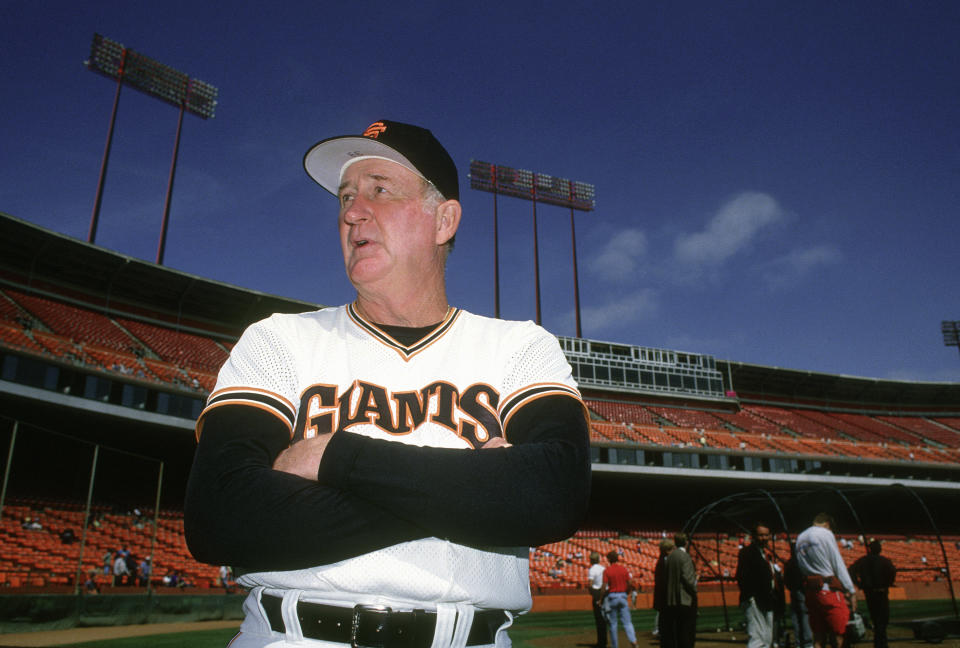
[500,382,584,434]
[206,385,296,414]
[346,302,461,362]
[195,399,295,442]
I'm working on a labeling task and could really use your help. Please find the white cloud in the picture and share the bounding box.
[588,228,648,282]
[674,192,785,267]
[581,289,659,333]
[761,244,843,290]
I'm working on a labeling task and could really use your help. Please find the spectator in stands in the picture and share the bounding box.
[219,565,236,594]
[21,516,42,530]
[102,549,113,577]
[784,542,813,648]
[736,522,776,648]
[849,540,896,648]
[59,528,75,544]
[662,533,697,648]
[653,538,676,637]
[124,551,137,585]
[112,552,129,586]
[603,550,638,648]
[587,551,608,648]
[138,557,151,587]
[795,513,856,648]
[84,570,100,595]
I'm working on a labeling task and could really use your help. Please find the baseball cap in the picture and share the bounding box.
[303,119,459,201]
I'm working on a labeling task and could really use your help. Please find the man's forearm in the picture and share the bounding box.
[316,395,591,547]
[184,406,425,571]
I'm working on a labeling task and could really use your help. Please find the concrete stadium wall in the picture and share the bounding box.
[0,591,244,633]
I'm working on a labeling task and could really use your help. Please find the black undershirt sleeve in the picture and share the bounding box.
[183,406,426,571]
[316,393,591,548]
[184,393,590,571]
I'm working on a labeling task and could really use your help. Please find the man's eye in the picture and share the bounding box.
[340,194,354,206]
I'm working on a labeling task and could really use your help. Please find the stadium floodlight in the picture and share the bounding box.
[84,34,219,265]
[86,34,218,119]
[470,160,595,335]
[470,161,595,212]
[943,321,960,359]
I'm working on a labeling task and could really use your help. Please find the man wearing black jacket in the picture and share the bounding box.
[736,524,776,648]
[850,540,896,648]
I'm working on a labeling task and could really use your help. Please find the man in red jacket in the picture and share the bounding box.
[603,551,638,648]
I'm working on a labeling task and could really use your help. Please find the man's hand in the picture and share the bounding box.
[481,436,512,449]
[273,434,333,481]
[846,591,857,611]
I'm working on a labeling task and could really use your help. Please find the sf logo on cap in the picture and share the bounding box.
[363,122,387,139]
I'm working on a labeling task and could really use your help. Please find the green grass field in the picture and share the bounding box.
[54,601,958,648]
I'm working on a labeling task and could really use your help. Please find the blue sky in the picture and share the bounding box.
[2,1,959,382]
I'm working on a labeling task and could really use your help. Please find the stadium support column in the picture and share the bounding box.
[147,461,164,594]
[74,444,99,596]
[0,421,17,520]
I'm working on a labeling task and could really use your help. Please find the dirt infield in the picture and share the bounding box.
[0,620,240,647]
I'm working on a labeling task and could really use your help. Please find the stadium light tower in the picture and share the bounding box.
[470,160,595,335]
[84,34,218,264]
[943,320,960,359]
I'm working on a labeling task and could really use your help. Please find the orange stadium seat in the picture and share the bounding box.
[7,289,143,354]
[117,318,229,374]
[830,413,922,445]
[878,416,960,448]
[711,409,782,435]
[648,406,729,430]
[0,323,45,354]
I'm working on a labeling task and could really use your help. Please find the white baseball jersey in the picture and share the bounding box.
[198,303,581,612]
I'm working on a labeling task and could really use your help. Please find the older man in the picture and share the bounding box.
[736,523,776,648]
[184,120,592,648]
[662,533,698,648]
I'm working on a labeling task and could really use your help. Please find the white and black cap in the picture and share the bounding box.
[303,119,459,200]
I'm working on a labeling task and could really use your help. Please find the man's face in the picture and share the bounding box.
[754,526,771,548]
[337,158,439,293]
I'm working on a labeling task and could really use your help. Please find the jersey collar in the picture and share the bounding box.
[346,302,461,360]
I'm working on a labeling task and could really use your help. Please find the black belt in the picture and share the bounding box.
[261,594,505,647]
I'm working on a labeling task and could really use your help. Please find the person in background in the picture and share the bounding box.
[795,513,857,648]
[736,523,776,648]
[603,550,638,648]
[662,533,698,648]
[849,540,896,648]
[653,538,676,638]
[588,551,608,648]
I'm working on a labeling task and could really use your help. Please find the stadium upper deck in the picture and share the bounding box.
[1,211,959,532]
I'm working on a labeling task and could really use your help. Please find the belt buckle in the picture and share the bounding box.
[352,604,392,648]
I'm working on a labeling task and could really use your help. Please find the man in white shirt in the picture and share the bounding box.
[795,513,857,648]
[587,552,607,648]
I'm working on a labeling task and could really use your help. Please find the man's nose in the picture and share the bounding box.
[342,199,370,224]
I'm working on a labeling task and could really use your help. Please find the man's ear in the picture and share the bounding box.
[435,199,461,246]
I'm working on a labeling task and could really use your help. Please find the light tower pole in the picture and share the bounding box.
[85,34,218,264]
[470,160,595,334]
